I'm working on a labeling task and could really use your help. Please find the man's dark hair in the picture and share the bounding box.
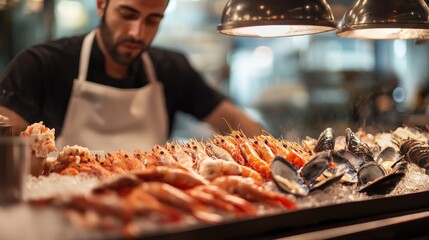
[101,0,169,20]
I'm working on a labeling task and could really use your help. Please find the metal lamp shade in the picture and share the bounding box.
[217,0,336,38]
[337,0,429,40]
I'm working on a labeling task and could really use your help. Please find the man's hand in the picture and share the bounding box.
[203,100,263,137]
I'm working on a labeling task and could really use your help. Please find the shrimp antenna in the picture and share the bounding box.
[223,118,234,134]
[262,129,273,136]
[209,128,221,137]
[207,138,215,145]
[196,137,205,149]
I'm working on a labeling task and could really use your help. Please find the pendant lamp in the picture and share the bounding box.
[217,0,336,38]
[337,0,429,40]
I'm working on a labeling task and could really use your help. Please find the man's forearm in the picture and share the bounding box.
[203,100,263,137]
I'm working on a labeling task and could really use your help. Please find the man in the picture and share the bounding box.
[0,0,262,152]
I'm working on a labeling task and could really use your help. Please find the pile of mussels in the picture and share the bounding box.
[271,126,429,196]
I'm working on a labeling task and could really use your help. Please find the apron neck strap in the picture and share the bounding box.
[78,30,158,83]
[78,30,96,81]
[142,52,157,83]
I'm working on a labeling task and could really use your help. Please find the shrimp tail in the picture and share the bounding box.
[157,205,182,223]
[271,194,297,210]
[192,205,223,223]
[240,166,264,185]
[223,195,257,216]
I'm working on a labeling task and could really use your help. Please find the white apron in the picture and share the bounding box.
[57,30,168,153]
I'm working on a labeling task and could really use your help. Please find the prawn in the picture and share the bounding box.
[213,134,246,165]
[51,148,111,177]
[282,141,310,169]
[141,182,223,223]
[104,152,128,174]
[188,139,244,180]
[115,150,145,172]
[66,193,134,226]
[165,141,195,171]
[92,174,141,195]
[206,139,264,184]
[212,176,296,210]
[258,135,305,169]
[186,186,238,214]
[187,185,257,216]
[240,165,264,185]
[133,166,209,190]
[206,140,236,162]
[133,150,161,169]
[125,187,181,222]
[257,134,285,157]
[252,136,276,164]
[231,130,271,180]
[152,145,190,171]
[199,158,243,180]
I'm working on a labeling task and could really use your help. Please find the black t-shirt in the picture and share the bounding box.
[0,34,225,137]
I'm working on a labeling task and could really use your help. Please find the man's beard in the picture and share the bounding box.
[99,20,146,66]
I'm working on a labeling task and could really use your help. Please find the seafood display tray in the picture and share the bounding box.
[137,190,429,240]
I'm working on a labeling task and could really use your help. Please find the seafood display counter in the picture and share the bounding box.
[139,191,429,240]
[3,123,429,240]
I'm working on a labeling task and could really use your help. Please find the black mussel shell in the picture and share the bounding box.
[312,164,347,190]
[300,151,331,184]
[357,162,385,185]
[271,157,309,197]
[377,147,398,162]
[314,128,335,153]
[345,128,374,163]
[356,171,405,195]
[391,157,408,174]
[329,152,358,183]
[356,161,405,195]
[334,149,365,169]
[376,147,401,172]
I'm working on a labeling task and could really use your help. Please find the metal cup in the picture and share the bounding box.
[0,136,31,205]
[0,123,12,136]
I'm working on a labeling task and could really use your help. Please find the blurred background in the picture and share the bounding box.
[1,0,429,141]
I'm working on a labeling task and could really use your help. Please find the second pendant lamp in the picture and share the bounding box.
[337,0,429,40]
[217,0,337,38]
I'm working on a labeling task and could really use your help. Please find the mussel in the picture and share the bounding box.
[356,161,405,195]
[345,128,374,163]
[304,151,346,190]
[271,157,309,197]
[300,151,331,184]
[313,163,347,190]
[334,149,365,169]
[330,150,360,184]
[376,146,406,173]
[357,162,384,186]
[271,152,345,196]
[314,128,335,153]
